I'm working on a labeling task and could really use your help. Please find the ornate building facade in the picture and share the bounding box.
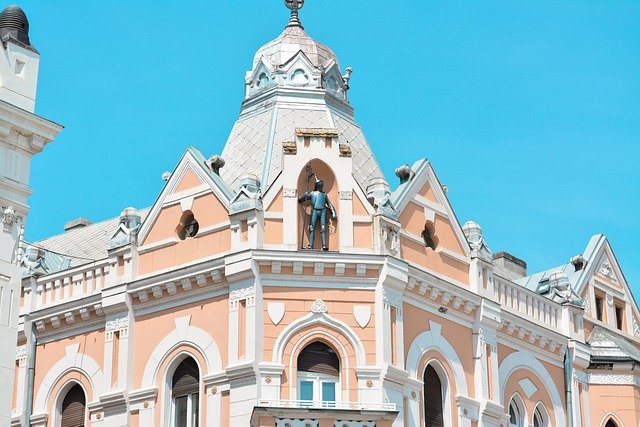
[8,2,640,427]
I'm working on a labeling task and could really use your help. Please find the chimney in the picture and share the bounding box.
[64,217,92,232]
[492,251,527,279]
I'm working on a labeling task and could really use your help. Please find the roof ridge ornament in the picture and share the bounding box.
[284,0,304,29]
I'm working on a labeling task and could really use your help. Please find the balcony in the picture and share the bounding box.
[251,400,398,427]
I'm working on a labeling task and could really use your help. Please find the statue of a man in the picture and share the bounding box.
[298,180,336,251]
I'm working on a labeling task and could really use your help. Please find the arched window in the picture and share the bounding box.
[508,397,523,427]
[60,383,85,427]
[423,364,444,427]
[297,341,340,406]
[605,420,618,427]
[171,357,200,427]
[533,404,549,427]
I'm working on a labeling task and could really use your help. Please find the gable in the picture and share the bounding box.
[173,168,203,194]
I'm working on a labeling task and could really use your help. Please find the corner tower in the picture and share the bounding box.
[220,1,386,199]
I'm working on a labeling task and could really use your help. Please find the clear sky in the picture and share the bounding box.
[16,1,640,296]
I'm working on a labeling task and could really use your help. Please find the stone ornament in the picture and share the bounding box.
[2,205,16,226]
[598,259,618,282]
[230,285,256,301]
[366,379,374,388]
[268,302,285,325]
[311,299,328,314]
[353,305,371,328]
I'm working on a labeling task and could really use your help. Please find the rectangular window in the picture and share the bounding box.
[300,381,313,401]
[321,381,336,402]
[615,304,624,331]
[595,294,604,321]
[298,373,338,407]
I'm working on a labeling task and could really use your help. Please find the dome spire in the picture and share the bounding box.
[284,0,304,29]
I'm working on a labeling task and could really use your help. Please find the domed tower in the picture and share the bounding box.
[219,1,386,199]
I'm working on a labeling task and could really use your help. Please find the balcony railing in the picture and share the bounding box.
[257,400,396,411]
[494,277,562,329]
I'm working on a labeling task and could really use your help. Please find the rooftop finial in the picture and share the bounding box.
[284,0,304,29]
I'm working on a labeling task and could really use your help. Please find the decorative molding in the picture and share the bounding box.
[598,258,618,282]
[573,370,589,384]
[589,373,640,386]
[230,284,256,302]
[310,299,327,314]
[633,317,640,336]
[282,141,297,155]
[478,327,497,348]
[382,287,402,309]
[105,316,129,332]
[283,188,297,198]
[338,191,352,200]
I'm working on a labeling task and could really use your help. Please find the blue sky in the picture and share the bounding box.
[17,1,639,295]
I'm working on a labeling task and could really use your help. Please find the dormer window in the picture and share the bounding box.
[615,303,625,331]
[595,293,604,321]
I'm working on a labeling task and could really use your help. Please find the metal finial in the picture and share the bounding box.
[284,0,304,28]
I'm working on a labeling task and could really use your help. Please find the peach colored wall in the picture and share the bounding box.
[265,218,283,245]
[173,169,202,194]
[139,228,230,275]
[142,191,229,246]
[401,236,468,283]
[266,188,283,213]
[139,191,231,275]
[402,303,474,398]
[32,328,105,408]
[588,383,640,427]
[353,222,373,249]
[497,343,518,365]
[503,368,558,426]
[133,296,228,388]
[262,287,375,363]
[296,160,339,250]
[418,181,438,203]
[352,192,370,216]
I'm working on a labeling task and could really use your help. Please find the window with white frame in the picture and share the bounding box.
[533,404,549,427]
[508,398,523,427]
[297,341,340,406]
[171,357,200,427]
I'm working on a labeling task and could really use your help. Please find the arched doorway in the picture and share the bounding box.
[423,364,444,427]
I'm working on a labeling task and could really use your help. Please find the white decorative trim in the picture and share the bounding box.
[105,316,129,332]
[499,351,566,426]
[478,327,497,349]
[311,299,327,314]
[405,321,468,395]
[573,369,589,384]
[283,188,297,198]
[33,349,104,414]
[339,191,352,200]
[272,311,366,366]
[140,316,223,388]
[589,373,640,386]
[230,284,256,302]
[382,287,402,309]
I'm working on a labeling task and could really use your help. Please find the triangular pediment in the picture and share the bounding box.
[137,147,233,247]
[392,159,470,258]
